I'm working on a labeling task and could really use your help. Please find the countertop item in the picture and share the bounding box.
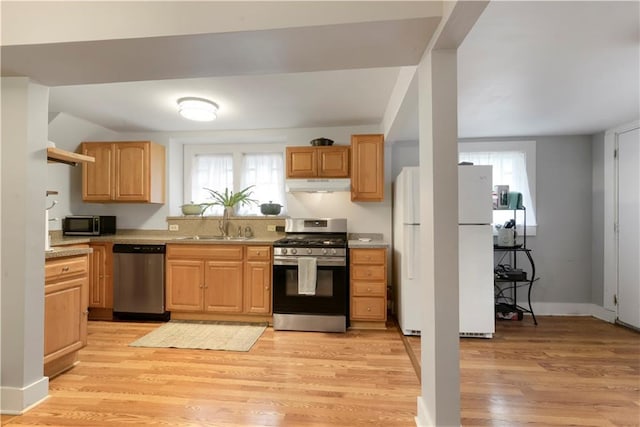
[347,233,388,248]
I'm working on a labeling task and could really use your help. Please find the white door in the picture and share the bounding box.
[617,126,640,328]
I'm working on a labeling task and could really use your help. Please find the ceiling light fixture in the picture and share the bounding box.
[177,97,218,121]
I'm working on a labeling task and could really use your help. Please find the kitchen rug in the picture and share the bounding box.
[129,320,267,352]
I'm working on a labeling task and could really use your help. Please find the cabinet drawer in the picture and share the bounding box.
[351,296,386,320]
[351,281,386,297]
[246,246,271,261]
[45,256,88,281]
[351,264,385,281]
[350,248,386,264]
[167,244,243,260]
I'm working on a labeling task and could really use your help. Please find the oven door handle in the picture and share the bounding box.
[273,257,346,267]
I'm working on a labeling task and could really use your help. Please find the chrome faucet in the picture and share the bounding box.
[218,208,230,237]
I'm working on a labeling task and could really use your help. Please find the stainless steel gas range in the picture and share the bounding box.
[272,218,348,332]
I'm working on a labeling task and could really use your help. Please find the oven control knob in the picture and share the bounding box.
[307,248,312,254]
[322,248,328,255]
[331,248,337,255]
[291,248,297,255]
[281,248,287,254]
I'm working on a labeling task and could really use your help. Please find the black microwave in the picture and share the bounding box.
[63,215,116,236]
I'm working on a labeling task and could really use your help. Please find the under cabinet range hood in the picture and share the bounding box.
[285,178,351,193]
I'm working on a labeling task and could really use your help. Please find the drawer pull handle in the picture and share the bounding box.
[367,307,371,311]
[367,287,372,292]
[62,266,70,272]
[265,286,269,290]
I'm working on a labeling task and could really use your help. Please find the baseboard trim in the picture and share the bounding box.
[416,396,434,427]
[525,302,616,323]
[0,376,49,415]
[590,305,617,323]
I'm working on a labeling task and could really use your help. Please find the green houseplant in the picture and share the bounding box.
[200,185,258,216]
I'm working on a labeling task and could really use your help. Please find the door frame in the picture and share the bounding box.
[603,119,640,315]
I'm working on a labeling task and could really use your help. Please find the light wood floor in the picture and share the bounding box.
[3,321,419,426]
[3,316,639,426]
[408,316,640,426]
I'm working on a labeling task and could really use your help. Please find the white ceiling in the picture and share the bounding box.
[3,1,639,140]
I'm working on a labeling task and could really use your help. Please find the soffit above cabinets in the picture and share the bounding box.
[47,147,95,166]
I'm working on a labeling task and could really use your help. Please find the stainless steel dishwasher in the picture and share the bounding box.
[113,244,169,321]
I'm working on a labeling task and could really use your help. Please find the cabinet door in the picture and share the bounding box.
[114,142,150,201]
[166,259,204,311]
[82,143,114,202]
[318,146,349,177]
[286,147,317,178]
[88,242,113,309]
[351,134,384,202]
[244,261,272,314]
[204,260,244,313]
[44,277,86,363]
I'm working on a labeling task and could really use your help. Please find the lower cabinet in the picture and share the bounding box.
[349,247,387,327]
[166,244,272,316]
[44,253,89,378]
[244,246,272,314]
[88,242,113,320]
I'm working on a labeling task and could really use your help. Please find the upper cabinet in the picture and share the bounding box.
[81,141,165,203]
[286,146,350,178]
[350,134,384,202]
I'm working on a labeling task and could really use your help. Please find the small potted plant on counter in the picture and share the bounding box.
[201,185,258,216]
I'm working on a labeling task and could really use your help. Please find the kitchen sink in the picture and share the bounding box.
[174,235,253,241]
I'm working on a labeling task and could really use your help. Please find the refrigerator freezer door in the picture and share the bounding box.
[459,224,494,337]
[459,165,493,224]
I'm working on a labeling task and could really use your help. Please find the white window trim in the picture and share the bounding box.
[183,143,284,206]
[458,140,537,236]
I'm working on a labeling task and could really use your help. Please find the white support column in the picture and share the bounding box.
[1,77,49,414]
[416,49,461,427]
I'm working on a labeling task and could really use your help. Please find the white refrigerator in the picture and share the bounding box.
[393,165,494,337]
[458,165,494,338]
[393,167,422,335]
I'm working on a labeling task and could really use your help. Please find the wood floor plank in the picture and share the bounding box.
[3,316,638,426]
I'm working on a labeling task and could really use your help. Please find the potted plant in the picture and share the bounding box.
[200,185,258,216]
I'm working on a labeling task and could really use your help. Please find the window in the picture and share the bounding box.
[458,141,537,232]
[184,144,286,216]
[239,153,285,215]
[190,153,233,215]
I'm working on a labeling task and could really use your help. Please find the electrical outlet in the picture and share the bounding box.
[267,224,276,232]
[169,224,179,231]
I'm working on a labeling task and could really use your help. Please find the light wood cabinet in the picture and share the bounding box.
[244,246,272,314]
[166,259,204,311]
[286,146,349,178]
[166,244,272,316]
[88,242,113,320]
[44,254,89,378]
[204,260,244,313]
[350,248,387,327]
[350,134,384,202]
[81,140,165,203]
